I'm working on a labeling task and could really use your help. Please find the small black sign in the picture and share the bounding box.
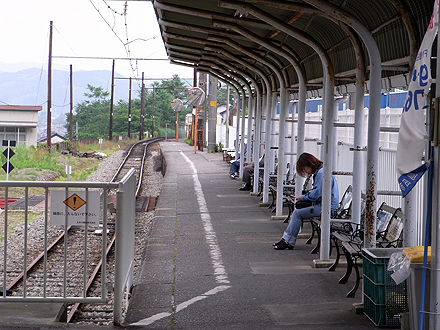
[2,162,14,173]
[2,140,16,147]
[3,148,14,158]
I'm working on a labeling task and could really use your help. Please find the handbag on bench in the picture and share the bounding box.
[295,200,314,209]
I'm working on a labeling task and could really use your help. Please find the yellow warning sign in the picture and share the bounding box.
[63,193,86,211]
[210,101,217,106]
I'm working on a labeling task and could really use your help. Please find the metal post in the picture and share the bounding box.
[128,77,132,138]
[276,87,288,216]
[295,78,307,197]
[320,72,336,261]
[47,21,53,150]
[226,85,230,148]
[208,74,218,152]
[69,65,73,142]
[114,169,136,326]
[109,59,115,141]
[246,95,253,163]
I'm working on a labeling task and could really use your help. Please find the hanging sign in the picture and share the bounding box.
[396,1,438,195]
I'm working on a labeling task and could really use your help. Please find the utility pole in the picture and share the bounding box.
[69,64,73,142]
[128,77,132,138]
[152,85,155,137]
[139,72,145,140]
[109,59,115,141]
[47,21,53,150]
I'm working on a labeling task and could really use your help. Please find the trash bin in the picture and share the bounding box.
[362,248,409,327]
[405,246,431,330]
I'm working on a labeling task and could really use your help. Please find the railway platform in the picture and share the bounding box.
[0,141,388,329]
[122,141,382,329]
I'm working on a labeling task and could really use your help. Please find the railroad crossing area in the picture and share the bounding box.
[0,141,384,329]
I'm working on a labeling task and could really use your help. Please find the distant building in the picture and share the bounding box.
[0,105,42,146]
[37,133,67,144]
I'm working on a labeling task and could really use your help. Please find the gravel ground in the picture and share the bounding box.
[0,143,164,324]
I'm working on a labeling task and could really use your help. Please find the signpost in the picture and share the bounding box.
[171,98,184,142]
[2,140,16,181]
[186,88,206,153]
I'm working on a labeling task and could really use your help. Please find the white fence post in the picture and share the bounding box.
[113,168,136,326]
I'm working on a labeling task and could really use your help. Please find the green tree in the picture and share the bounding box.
[65,76,192,139]
[143,75,192,137]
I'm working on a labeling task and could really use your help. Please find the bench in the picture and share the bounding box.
[329,203,404,298]
[306,185,354,252]
[259,163,293,209]
[222,149,235,164]
[268,173,295,211]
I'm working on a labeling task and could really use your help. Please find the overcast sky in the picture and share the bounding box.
[0,0,193,81]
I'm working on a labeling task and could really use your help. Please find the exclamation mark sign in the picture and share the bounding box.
[73,196,77,207]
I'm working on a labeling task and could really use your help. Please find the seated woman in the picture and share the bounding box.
[273,152,339,250]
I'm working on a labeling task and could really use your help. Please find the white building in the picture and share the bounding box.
[0,105,42,146]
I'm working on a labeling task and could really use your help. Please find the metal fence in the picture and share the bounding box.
[0,169,136,325]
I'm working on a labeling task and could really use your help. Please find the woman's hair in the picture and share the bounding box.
[296,152,323,177]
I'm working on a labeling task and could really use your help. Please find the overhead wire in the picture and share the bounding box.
[35,25,51,106]
[89,0,163,89]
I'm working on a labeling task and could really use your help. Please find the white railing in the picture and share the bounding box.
[0,169,136,325]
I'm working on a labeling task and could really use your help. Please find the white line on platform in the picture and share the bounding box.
[130,285,231,326]
[129,151,231,326]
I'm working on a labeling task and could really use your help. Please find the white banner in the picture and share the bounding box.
[396,2,438,175]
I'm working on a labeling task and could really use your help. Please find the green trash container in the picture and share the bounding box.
[362,248,409,327]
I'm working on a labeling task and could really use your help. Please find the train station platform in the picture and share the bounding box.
[0,141,391,329]
[123,141,383,329]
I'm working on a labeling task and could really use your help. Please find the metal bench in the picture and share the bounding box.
[307,185,353,253]
[329,203,404,298]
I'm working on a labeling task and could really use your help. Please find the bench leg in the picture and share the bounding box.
[257,180,263,197]
[346,256,360,298]
[328,236,340,271]
[268,190,275,209]
[305,220,315,244]
[284,202,293,223]
[310,224,320,254]
[338,246,352,284]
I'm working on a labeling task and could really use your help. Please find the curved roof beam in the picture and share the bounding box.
[199,63,252,177]
[205,33,294,215]
[211,20,308,177]
[301,0,382,251]
[241,0,419,72]
[154,1,270,30]
[218,0,337,243]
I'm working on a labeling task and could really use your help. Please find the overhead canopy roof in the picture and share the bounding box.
[153,0,434,95]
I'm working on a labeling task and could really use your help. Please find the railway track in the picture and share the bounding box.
[0,137,163,325]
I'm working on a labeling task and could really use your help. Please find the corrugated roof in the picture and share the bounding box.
[154,0,435,91]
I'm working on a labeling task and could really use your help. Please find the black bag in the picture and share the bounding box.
[295,200,314,209]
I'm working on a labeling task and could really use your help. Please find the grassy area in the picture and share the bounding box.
[0,138,140,241]
[0,139,138,182]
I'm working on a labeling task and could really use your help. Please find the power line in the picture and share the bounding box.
[53,55,169,61]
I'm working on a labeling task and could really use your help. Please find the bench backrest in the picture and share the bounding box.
[382,208,405,245]
[376,202,395,233]
[335,185,352,219]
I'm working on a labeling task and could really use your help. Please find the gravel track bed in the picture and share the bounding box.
[0,143,163,325]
